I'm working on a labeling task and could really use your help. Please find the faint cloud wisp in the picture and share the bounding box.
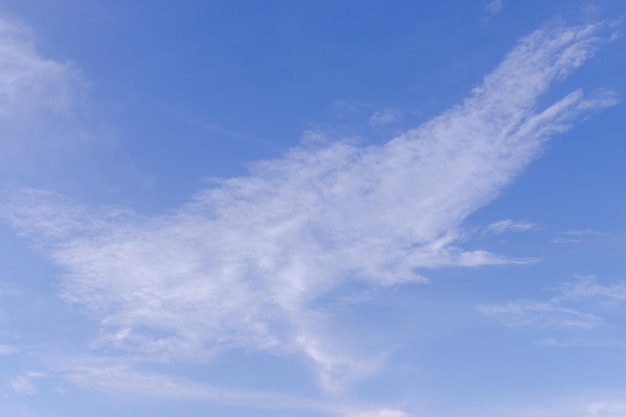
[480,275,626,334]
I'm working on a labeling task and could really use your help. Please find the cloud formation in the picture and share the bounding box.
[0,21,619,393]
[479,275,626,331]
[552,228,602,243]
[482,219,536,235]
[484,0,504,16]
[0,18,90,181]
[8,371,45,395]
[47,355,411,417]
[478,300,603,329]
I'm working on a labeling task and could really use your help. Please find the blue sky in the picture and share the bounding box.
[1,1,626,416]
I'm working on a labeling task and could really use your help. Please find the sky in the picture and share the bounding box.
[0,1,626,416]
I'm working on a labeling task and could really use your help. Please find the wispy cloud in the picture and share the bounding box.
[0,18,91,180]
[484,0,504,17]
[369,109,397,126]
[480,275,626,331]
[478,300,603,329]
[8,371,45,395]
[552,228,602,243]
[482,219,536,235]
[40,355,410,417]
[0,20,619,394]
[61,360,287,404]
[553,274,626,303]
[586,401,626,417]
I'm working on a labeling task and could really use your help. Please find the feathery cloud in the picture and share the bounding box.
[0,21,619,392]
[482,219,537,235]
[8,371,45,395]
[43,355,409,417]
[552,228,602,243]
[480,275,626,331]
[478,300,603,329]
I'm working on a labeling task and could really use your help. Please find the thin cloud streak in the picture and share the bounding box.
[0,21,619,392]
[480,275,626,331]
[482,219,537,235]
[552,228,602,243]
[45,356,412,417]
[478,300,603,329]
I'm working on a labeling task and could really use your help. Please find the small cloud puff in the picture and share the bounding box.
[484,0,503,16]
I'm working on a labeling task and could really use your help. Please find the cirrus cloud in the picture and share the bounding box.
[0,20,619,393]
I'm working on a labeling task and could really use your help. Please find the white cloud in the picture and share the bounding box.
[480,275,626,331]
[478,300,603,329]
[0,21,619,391]
[8,371,45,395]
[554,274,626,303]
[63,362,254,402]
[426,397,626,417]
[484,0,503,16]
[483,219,536,235]
[8,376,36,395]
[552,229,602,243]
